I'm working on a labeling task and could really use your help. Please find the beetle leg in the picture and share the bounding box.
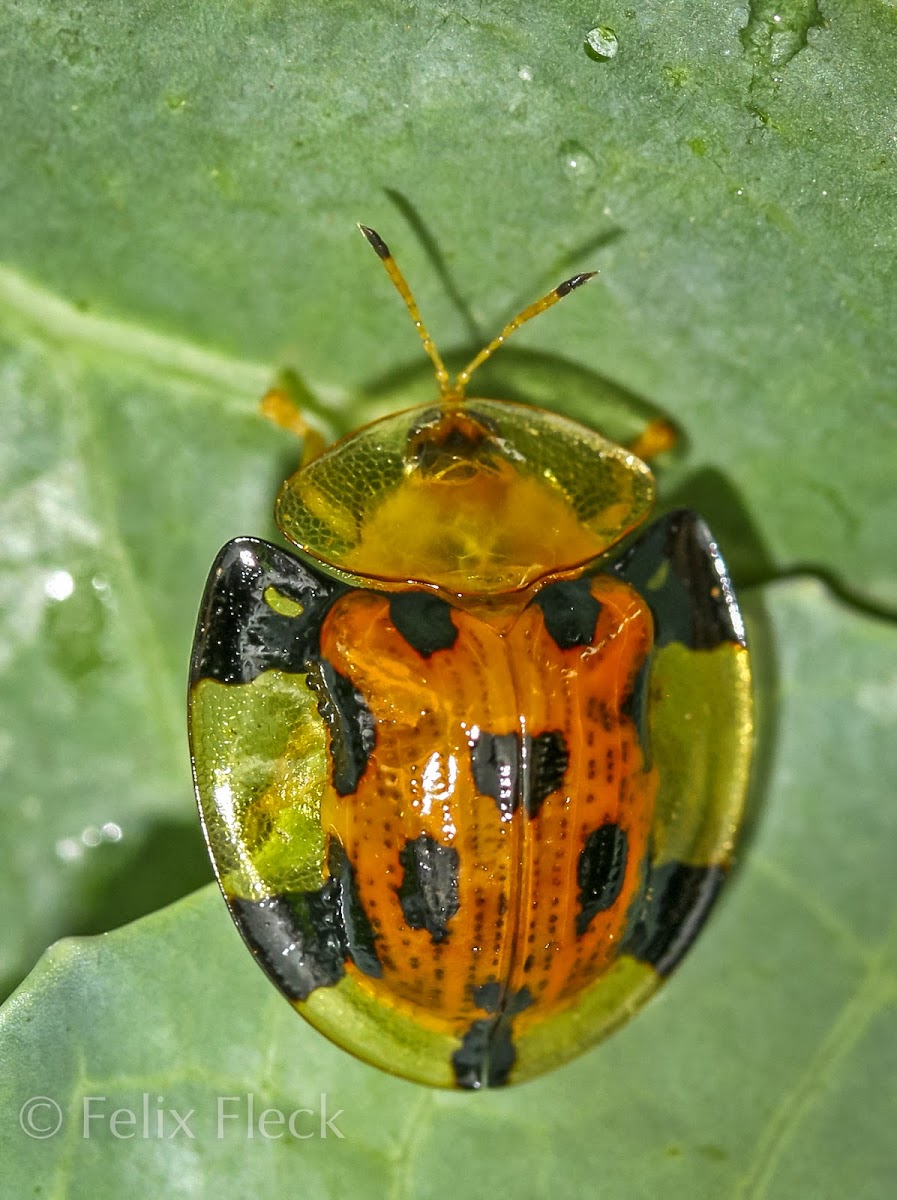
[627,417,678,462]
[260,368,329,465]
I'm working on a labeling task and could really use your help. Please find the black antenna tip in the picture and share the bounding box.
[555,271,598,298]
[358,224,391,260]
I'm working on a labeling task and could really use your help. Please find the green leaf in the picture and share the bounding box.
[1,0,896,1191]
[2,581,896,1196]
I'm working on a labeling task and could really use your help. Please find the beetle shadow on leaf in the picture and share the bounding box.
[384,187,483,345]
[0,819,213,1003]
[70,817,213,934]
[68,823,210,949]
[384,185,624,339]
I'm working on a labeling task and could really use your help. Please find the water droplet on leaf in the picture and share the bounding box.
[558,141,599,193]
[45,569,75,602]
[585,26,619,60]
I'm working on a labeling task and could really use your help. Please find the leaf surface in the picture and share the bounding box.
[1,1,896,1194]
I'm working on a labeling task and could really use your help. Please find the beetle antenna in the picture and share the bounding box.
[453,271,597,398]
[358,224,452,398]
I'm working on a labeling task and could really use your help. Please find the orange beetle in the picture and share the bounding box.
[188,228,752,1088]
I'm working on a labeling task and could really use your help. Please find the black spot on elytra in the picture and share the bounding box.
[470,731,519,815]
[453,1020,509,1089]
[609,509,746,650]
[327,838,381,977]
[528,731,569,817]
[190,537,345,686]
[452,986,534,1089]
[389,592,458,657]
[620,653,653,770]
[190,538,376,807]
[397,834,460,943]
[306,660,375,796]
[230,891,344,1000]
[622,860,726,976]
[577,823,629,936]
[533,576,602,649]
[470,730,568,817]
[228,836,380,1002]
[470,980,503,1013]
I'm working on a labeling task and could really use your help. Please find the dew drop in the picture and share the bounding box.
[559,140,599,192]
[585,26,619,60]
[56,837,83,862]
[45,569,75,602]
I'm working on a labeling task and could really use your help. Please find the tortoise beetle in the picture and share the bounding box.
[188,227,752,1089]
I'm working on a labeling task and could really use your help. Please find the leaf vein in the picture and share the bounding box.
[732,917,897,1200]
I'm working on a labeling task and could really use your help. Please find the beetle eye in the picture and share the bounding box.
[406,407,501,479]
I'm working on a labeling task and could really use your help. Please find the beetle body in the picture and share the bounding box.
[188,233,752,1088]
